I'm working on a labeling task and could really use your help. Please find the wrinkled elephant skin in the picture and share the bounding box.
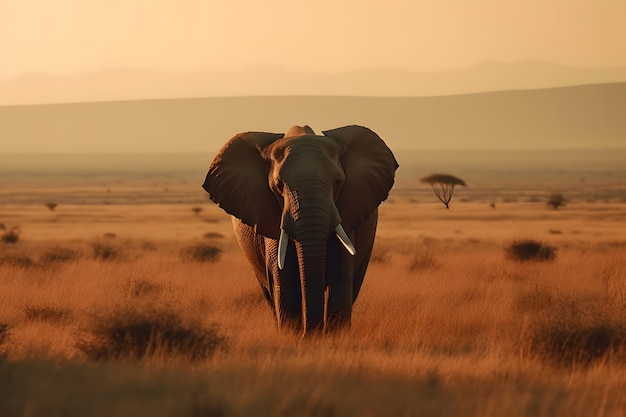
[203,125,398,337]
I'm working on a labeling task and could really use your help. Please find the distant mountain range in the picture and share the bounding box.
[1,83,625,153]
[2,62,626,105]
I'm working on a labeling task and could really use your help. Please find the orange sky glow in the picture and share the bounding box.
[1,0,625,78]
[1,0,625,153]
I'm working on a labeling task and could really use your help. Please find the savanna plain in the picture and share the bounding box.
[1,151,625,417]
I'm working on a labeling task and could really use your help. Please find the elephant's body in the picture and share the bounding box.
[203,125,397,336]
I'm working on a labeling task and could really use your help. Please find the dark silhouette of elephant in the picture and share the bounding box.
[203,125,398,336]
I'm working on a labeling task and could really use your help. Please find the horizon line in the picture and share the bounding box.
[3,80,626,107]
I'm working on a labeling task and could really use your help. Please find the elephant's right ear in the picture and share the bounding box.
[202,132,284,239]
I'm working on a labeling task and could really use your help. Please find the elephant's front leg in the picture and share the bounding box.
[324,236,354,331]
[265,238,302,331]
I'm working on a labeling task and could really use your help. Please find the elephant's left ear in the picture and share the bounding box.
[323,125,399,231]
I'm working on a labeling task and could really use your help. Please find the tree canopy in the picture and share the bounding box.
[420,173,467,209]
[420,174,466,187]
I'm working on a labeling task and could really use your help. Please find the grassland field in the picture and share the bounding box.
[1,156,625,416]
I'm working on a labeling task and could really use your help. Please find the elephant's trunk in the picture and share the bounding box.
[294,233,327,336]
[281,184,335,337]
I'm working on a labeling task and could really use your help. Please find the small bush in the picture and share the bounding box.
[92,241,122,261]
[0,247,81,269]
[1,227,20,244]
[0,254,36,268]
[547,193,566,210]
[181,243,222,263]
[505,239,556,262]
[77,306,227,361]
[39,247,82,265]
[530,320,626,367]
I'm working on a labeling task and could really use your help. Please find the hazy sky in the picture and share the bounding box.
[2,0,626,79]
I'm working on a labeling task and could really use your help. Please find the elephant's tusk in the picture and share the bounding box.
[278,228,289,269]
[335,225,356,256]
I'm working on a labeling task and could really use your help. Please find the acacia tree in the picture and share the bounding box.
[420,173,467,209]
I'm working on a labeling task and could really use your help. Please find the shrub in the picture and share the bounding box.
[547,193,566,210]
[505,239,556,262]
[92,241,122,261]
[181,243,222,263]
[39,247,82,265]
[0,247,81,268]
[76,306,227,361]
[0,254,36,268]
[1,227,20,244]
[530,318,626,367]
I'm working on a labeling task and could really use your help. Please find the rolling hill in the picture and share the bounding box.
[1,83,625,153]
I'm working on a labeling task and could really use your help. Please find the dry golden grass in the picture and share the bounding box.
[1,192,626,415]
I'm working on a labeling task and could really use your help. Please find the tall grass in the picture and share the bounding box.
[1,236,625,416]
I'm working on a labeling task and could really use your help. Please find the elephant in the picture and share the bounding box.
[202,125,398,337]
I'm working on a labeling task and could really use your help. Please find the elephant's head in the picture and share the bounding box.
[203,125,398,334]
